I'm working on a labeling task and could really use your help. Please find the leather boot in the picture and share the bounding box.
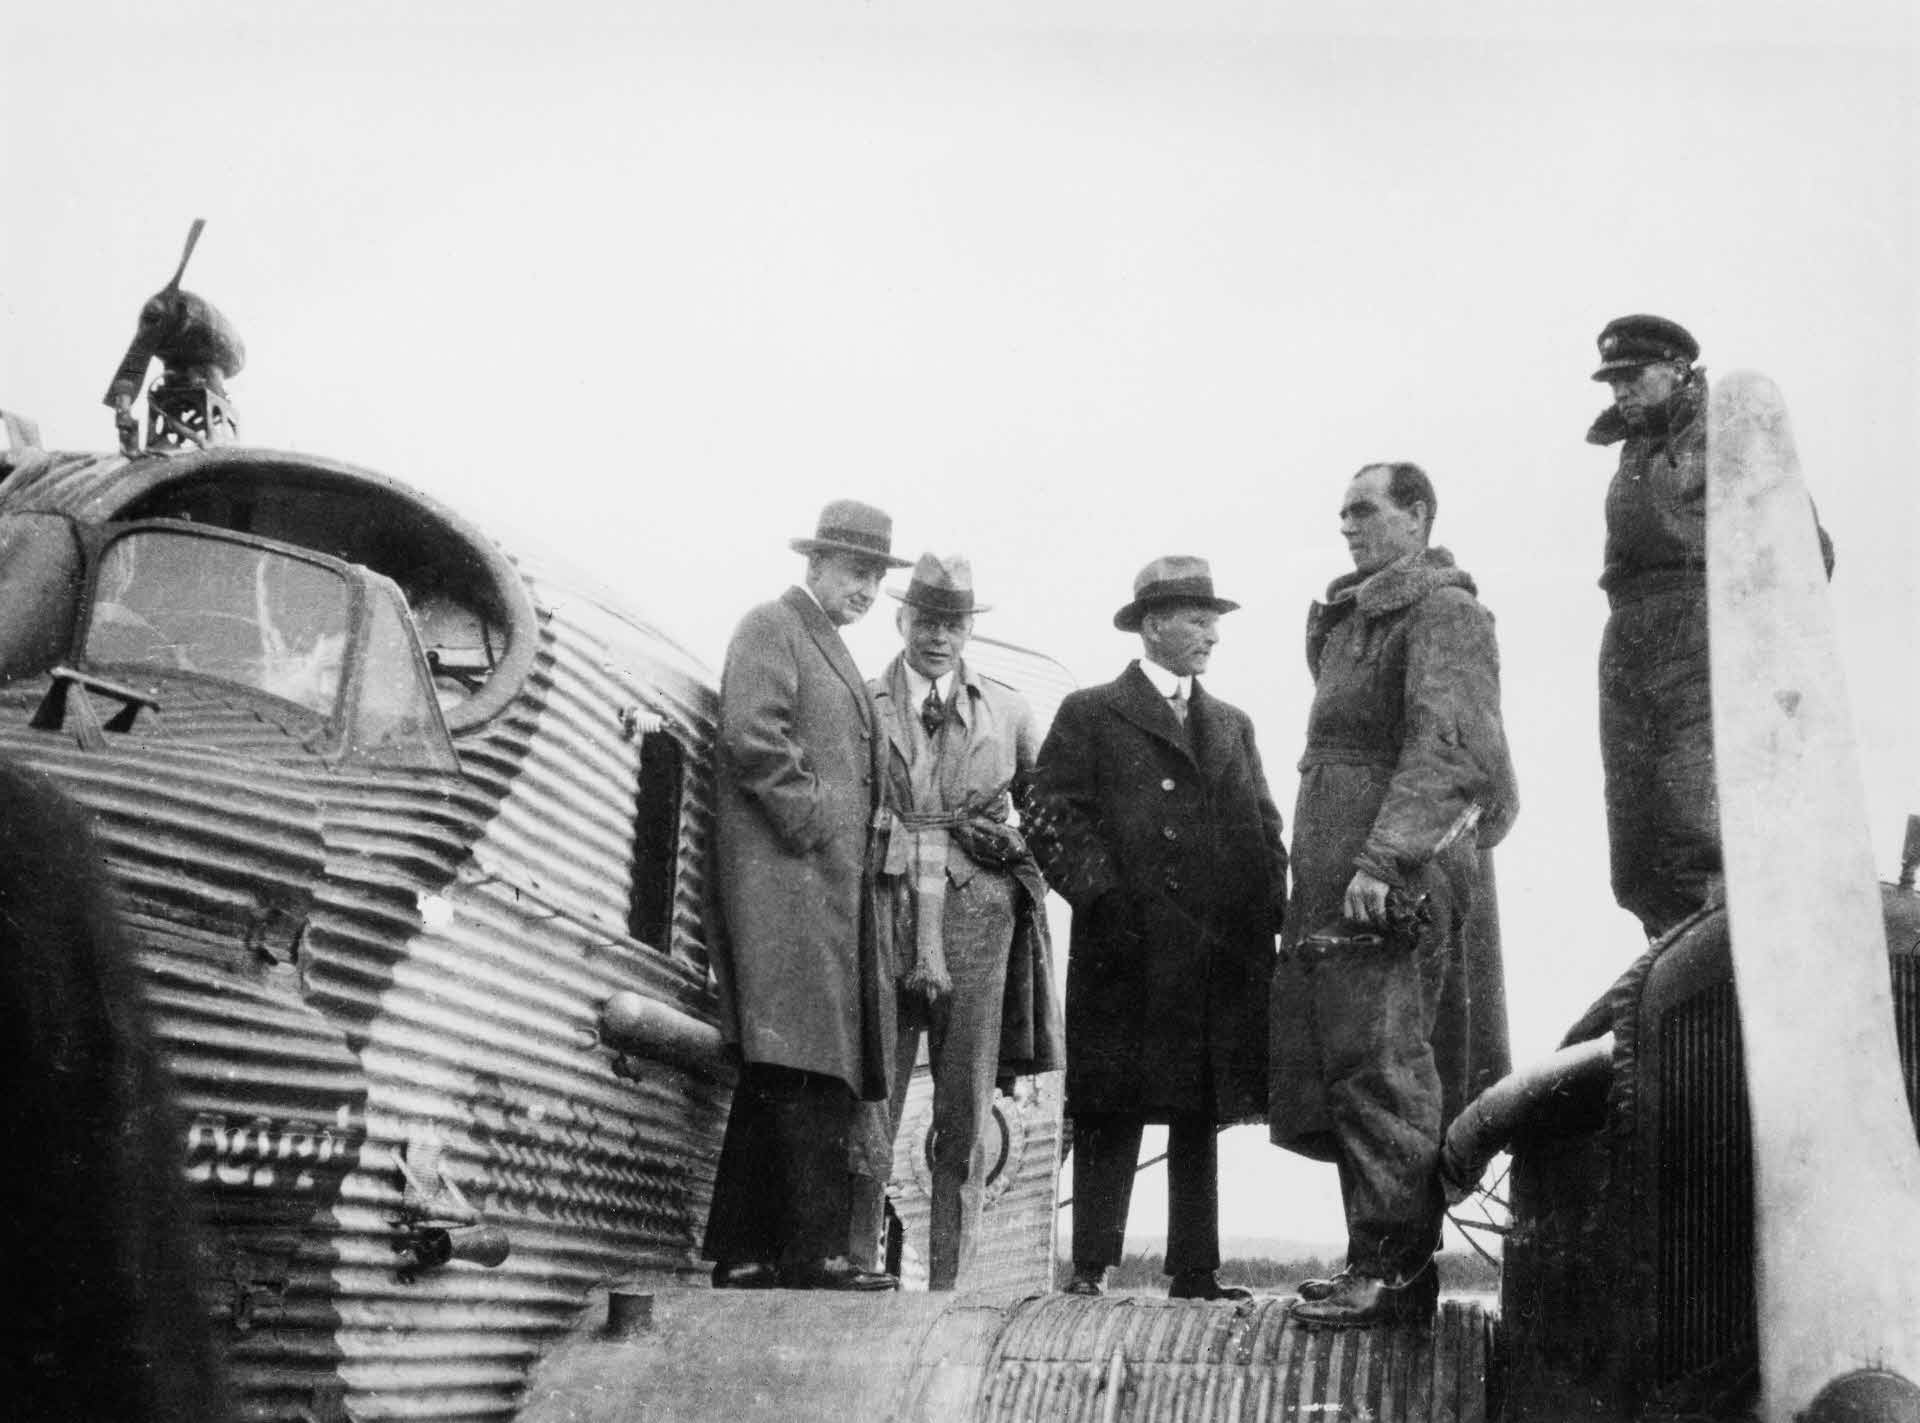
[711,1260,778,1290]
[1296,1266,1354,1303]
[1063,1264,1105,1297]
[1168,1269,1253,1302]
[1290,1261,1438,1330]
[779,1255,899,1291]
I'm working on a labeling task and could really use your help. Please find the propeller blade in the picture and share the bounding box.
[1706,370,1920,1419]
[165,218,206,293]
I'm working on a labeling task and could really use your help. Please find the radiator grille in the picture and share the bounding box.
[1653,950,1920,1395]
[1654,976,1753,1386]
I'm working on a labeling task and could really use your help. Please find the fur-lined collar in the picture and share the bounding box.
[1586,368,1707,447]
[1322,547,1478,618]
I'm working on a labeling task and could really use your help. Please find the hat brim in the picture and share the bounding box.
[1113,595,1240,632]
[790,537,913,568]
[885,589,990,614]
[1590,355,1681,381]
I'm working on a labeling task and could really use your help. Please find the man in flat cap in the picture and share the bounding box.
[1027,556,1288,1301]
[845,554,1064,1289]
[1272,462,1517,1329]
[1586,315,1832,938]
[702,499,908,1292]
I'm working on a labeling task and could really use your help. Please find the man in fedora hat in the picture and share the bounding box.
[1027,556,1288,1301]
[702,498,908,1292]
[845,553,1064,1289]
[1273,462,1517,1329]
[1585,315,1833,938]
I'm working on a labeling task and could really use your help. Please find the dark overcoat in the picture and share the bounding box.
[1029,663,1288,1123]
[709,586,891,1099]
[1269,549,1518,1154]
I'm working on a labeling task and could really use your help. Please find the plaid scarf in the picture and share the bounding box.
[878,782,1021,1007]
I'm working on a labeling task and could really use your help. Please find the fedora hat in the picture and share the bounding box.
[789,498,912,567]
[887,552,990,616]
[1113,555,1240,631]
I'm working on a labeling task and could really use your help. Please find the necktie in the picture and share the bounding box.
[921,686,945,737]
[1168,687,1188,726]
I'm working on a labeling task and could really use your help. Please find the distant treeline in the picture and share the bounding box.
[1057,1250,1502,1293]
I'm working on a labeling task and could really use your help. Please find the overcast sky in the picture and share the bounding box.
[4,0,1914,1250]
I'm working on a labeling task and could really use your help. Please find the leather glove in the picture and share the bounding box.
[952,819,1027,869]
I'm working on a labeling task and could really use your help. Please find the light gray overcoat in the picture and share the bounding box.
[710,586,892,1099]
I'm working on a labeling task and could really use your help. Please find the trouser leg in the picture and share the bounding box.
[846,1171,888,1273]
[702,1068,783,1266]
[847,1024,922,1270]
[1601,595,1720,937]
[924,872,1015,1289]
[1070,1113,1144,1269]
[754,1065,857,1265]
[1163,1114,1220,1275]
[1600,621,1662,932]
[1317,940,1448,1279]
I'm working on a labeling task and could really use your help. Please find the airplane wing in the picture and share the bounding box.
[963,633,1078,737]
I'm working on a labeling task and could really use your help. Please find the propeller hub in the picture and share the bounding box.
[1801,1369,1920,1423]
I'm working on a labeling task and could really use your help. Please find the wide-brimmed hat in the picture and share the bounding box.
[789,498,912,567]
[1590,314,1700,381]
[887,552,990,616]
[1113,555,1240,631]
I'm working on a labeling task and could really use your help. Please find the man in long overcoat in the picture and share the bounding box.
[701,499,907,1292]
[1272,462,1517,1329]
[1028,555,1288,1302]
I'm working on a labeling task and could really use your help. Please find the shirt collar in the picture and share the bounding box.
[1136,659,1191,700]
[902,662,957,706]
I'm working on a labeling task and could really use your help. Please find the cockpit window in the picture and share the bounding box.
[79,527,458,771]
[85,530,351,714]
[350,585,458,769]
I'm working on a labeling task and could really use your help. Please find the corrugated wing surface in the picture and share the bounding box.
[977,1296,1491,1423]
[514,1292,1493,1422]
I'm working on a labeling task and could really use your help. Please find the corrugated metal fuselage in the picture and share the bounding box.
[0,446,730,1421]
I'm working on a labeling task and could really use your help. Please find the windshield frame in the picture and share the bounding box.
[74,520,457,768]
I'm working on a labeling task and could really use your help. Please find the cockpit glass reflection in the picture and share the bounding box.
[85,531,350,714]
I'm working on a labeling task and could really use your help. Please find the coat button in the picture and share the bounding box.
[1162,826,1178,840]
[1160,778,1176,791]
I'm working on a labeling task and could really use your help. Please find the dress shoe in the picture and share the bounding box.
[1295,1267,1354,1303]
[711,1260,778,1290]
[1168,1270,1253,1302]
[1062,1266,1105,1297]
[779,1255,899,1291]
[1290,1264,1438,1330]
